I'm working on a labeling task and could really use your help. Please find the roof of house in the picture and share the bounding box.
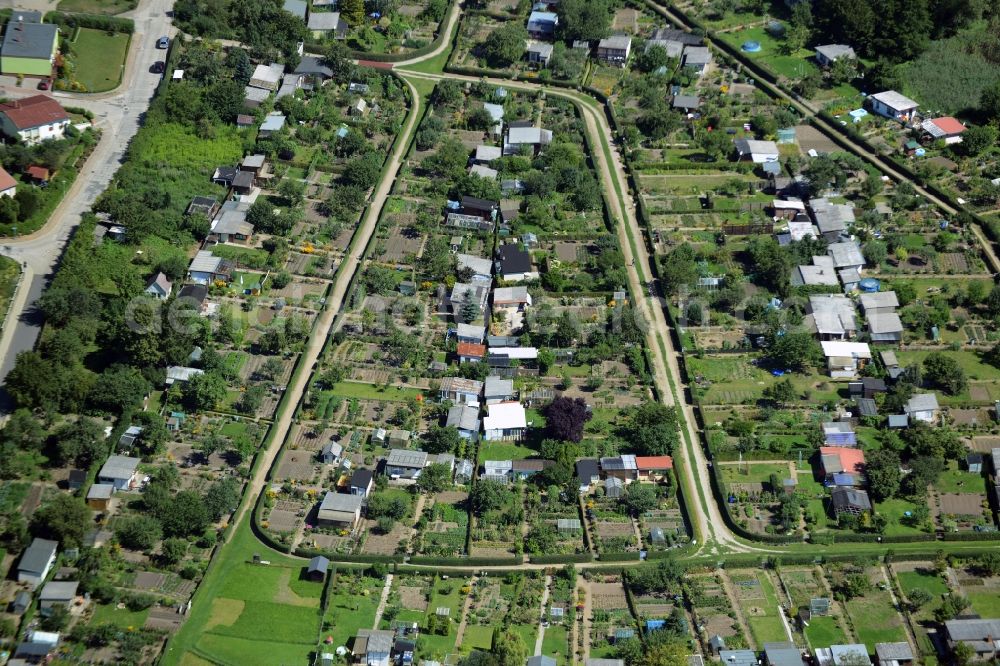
[506,126,552,145]
[829,644,871,665]
[526,40,554,57]
[856,398,877,416]
[511,458,551,472]
[809,294,857,336]
[0,95,67,130]
[440,376,484,395]
[484,376,514,396]
[475,145,502,162]
[598,34,632,49]
[945,618,1000,644]
[19,538,57,574]
[145,271,172,294]
[457,342,486,358]
[734,138,779,157]
[489,346,537,360]
[260,113,286,132]
[527,657,557,666]
[456,253,493,277]
[811,197,855,232]
[250,63,284,86]
[720,650,758,666]
[815,44,856,60]
[828,241,864,268]
[871,90,918,110]
[683,45,711,64]
[0,166,16,192]
[87,483,113,500]
[447,404,480,432]
[319,491,363,514]
[498,245,532,275]
[602,454,638,471]
[764,642,803,666]
[308,11,345,30]
[636,455,673,470]
[795,258,839,286]
[177,284,208,304]
[527,10,558,24]
[351,468,374,488]
[922,116,966,137]
[831,487,872,511]
[483,102,504,122]
[39,580,78,601]
[294,55,333,78]
[576,458,600,481]
[868,312,903,335]
[819,446,865,475]
[386,448,428,468]
[282,0,306,18]
[672,94,701,109]
[307,555,330,573]
[26,164,49,180]
[874,643,913,662]
[651,27,703,45]
[820,341,871,359]
[493,285,530,304]
[1,20,57,60]
[98,455,140,481]
[483,402,527,431]
[189,250,224,274]
[888,414,909,428]
[354,628,395,654]
[321,441,343,458]
[244,86,271,102]
[905,393,939,414]
[859,291,899,311]
[212,214,254,237]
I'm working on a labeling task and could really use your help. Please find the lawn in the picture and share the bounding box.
[324,576,381,648]
[843,590,909,650]
[803,615,847,648]
[875,498,927,537]
[540,624,569,664]
[462,624,494,650]
[57,0,136,12]
[718,25,819,81]
[729,570,789,645]
[478,441,537,460]
[967,590,1000,618]
[90,603,150,629]
[895,350,1000,382]
[932,460,984,494]
[70,28,130,92]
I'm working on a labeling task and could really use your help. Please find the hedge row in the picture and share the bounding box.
[530,553,595,564]
[44,11,134,33]
[294,547,404,564]
[408,555,524,566]
[598,551,642,562]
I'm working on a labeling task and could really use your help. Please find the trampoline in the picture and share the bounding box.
[742,40,762,52]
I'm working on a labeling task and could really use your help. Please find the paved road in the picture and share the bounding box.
[0,0,177,401]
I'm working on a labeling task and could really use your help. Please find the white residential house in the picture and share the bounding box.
[0,95,70,145]
[439,377,483,405]
[0,166,16,198]
[526,10,558,38]
[316,491,363,528]
[596,34,632,65]
[248,63,284,91]
[682,45,711,74]
[905,393,940,424]
[17,538,58,589]
[97,455,141,491]
[484,376,516,404]
[144,272,172,300]
[733,138,779,163]
[483,402,527,440]
[868,90,919,123]
[503,126,553,156]
[820,341,872,378]
[526,40,554,67]
[446,404,481,439]
[814,44,856,66]
[165,366,204,386]
[353,629,395,666]
[807,294,858,340]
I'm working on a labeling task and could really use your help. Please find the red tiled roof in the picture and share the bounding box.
[26,165,49,180]
[930,116,966,135]
[819,446,865,474]
[0,95,68,130]
[0,167,16,192]
[456,342,486,358]
[636,455,673,470]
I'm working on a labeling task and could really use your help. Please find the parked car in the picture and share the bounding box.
[151,61,165,74]
[37,79,49,90]
[156,36,169,48]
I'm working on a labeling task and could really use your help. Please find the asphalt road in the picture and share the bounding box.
[0,0,176,404]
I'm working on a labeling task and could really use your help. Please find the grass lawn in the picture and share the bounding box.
[844,591,908,651]
[324,577,381,648]
[461,624,494,650]
[720,462,792,485]
[967,590,1000,617]
[932,460,984,494]
[330,381,422,401]
[57,0,136,12]
[875,498,927,537]
[803,615,848,648]
[896,569,948,599]
[90,603,150,629]
[729,570,789,645]
[895,350,1000,381]
[478,441,537,460]
[71,28,130,92]
[718,26,819,80]
[419,631,457,659]
[540,624,569,663]
[194,634,314,666]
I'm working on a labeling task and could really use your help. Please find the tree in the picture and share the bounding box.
[697,129,733,161]
[491,629,527,666]
[115,515,163,550]
[620,403,679,456]
[419,462,452,493]
[524,524,558,554]
[54,418,106,468]
[422,425,462,455]
[481,23,529,67]
[367,492,410,520]
[907,587,933,610]
[765,331,821,372]
[182,371,227,411]
[923,352,967,395]
[839,573,872,599]
[556,0,613,42]
[863,240,887,266]
[470,479,512,515]
[623,483,658,515]
[161,537,188,565]
[0,409,45,451]
[961,125,998,156]
[460,291,480,323]
[935,592,970,622]
[32,495,90,548]
[953,641,976,666]
[545,397,592,443]
[762,378,796,406]
[158,490,210,537]
[339,0,365,25]
[902,455,945,496]
[982,81,1000,120]
[864,449,901,502]
[203,477,241,521]
[89,365,151,414]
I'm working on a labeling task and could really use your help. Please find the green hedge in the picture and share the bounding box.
[598,551,642,562]
[294,548,404,563]
[530,553,594,564]
[44,11,134,33]
[408,555,524,566]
